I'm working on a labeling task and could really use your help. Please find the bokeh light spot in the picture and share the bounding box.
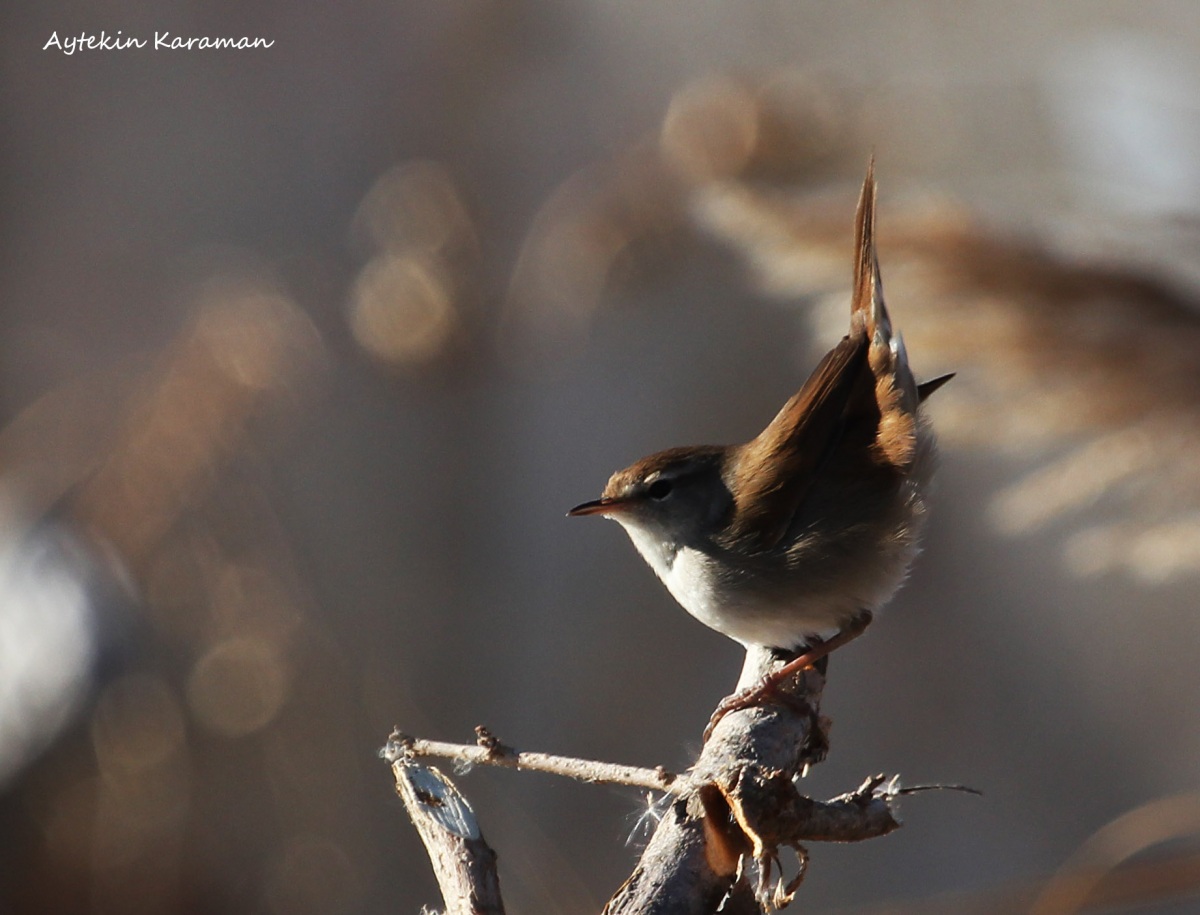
[348,253,457,366]
[187,637,289,737]
[661,77,759,181]
[352,160,474,256]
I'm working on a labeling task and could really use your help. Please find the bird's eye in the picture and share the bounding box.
[647,479,673,500]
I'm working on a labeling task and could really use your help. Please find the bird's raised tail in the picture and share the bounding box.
[851,158,893,347]
[851,159,925,469]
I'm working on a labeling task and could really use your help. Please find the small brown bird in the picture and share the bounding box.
[569,162,950,723]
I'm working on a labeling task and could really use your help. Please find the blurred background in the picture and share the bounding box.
[4,2,1200,913]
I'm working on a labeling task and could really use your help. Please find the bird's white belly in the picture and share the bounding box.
[625,527,859,649]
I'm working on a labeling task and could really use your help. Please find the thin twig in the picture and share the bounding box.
[385,726,680,793]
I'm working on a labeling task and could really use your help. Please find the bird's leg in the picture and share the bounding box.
[703,610,873,743]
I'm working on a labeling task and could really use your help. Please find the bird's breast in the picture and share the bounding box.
[622,524,858,649]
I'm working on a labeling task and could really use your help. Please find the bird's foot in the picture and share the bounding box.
[702,611,873,743]
[702,678,821,745]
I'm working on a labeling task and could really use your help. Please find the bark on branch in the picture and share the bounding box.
[603,646,903,913]
[385,754,506,915]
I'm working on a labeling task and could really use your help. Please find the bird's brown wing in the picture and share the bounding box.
[917,373,955,402]
[724,329,870,549]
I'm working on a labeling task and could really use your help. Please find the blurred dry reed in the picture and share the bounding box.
[0,268,378,914]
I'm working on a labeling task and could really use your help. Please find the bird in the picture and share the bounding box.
[568,161,950,734]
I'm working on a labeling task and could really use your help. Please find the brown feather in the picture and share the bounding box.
[725,330,870,548]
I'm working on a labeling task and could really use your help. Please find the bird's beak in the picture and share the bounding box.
[567,497,630,517]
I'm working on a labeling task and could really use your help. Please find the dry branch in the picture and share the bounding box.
[386,644,924,913]
[385,751,506,915]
